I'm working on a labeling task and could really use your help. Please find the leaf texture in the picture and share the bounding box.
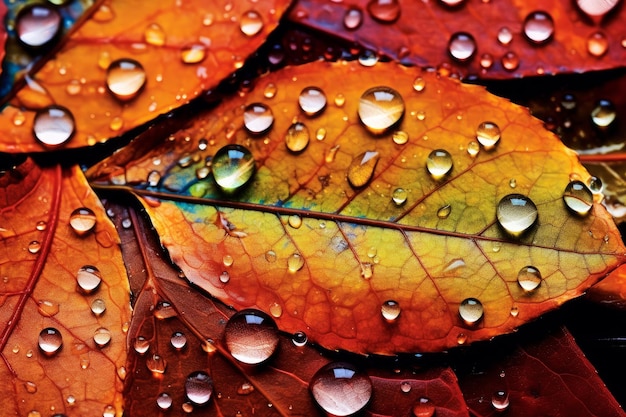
[0,159,131,416]
[88,60,626,356]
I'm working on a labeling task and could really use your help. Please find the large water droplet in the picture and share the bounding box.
[587,31,609,57]
[476,121,500,150]
[367,0,401,23]
[491,390,510,411]
[285,122,310,153]
[69,207,96,235]
[157,392,173,410]
[288,253,304,272]
[496,194,538,237]
[299,86,327,116]
[240,10,264,37]
[348,151,379,188]
[76,265,102,294]
[459,298,484,325]
[310,362,373,416]
[16,4,61,48]
[224,309,279,365]
[33,105,75,147]
[181,44,207,64]
[523,11,554,45]
[563,180,593,215]
[358,86,405,134]
[243,103,274,134]
[590,99,616,128]
[38,327,63,355]
[144,23,165,46]
[185,371,213,405]
[448,32,476,62]
[576,0,619,21]
[426,149,453,180]
[517,266,542,292]
[212,144,255,193]
[381,300,401,321]
[343,7,363,30]
[413,397,435,417]
[93,327,112,348]
[106,59,146,101]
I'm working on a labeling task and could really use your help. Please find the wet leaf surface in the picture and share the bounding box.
[0,0,291,152]
[88,60,626,354]
[289,0,626,79]
[0,158,131,416]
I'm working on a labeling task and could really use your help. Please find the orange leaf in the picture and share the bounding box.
[88,61,626,354]
[0,0,291,152]
[0,159,131,416]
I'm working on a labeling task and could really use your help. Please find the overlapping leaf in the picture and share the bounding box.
[89,60,626,355]
[0,0,291,152]
[0,159,131,416]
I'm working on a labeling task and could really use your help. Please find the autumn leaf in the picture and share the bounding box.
[0,0,291,152]
[88,60,626,355]
[289,0,626,79]
[0,158,131,416]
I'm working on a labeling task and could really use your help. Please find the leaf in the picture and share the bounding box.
[0,0,291,152]
[289,0,626,79]
[88,60,626,355]
[0,158,131,416]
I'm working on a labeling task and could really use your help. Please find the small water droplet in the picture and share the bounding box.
[509,178,517,188]
[16,4,61,48]
[501,52,520,71]
[13,111,26,126]
[76,265,102,294]
[587,31,609,57]
[212,144,255,193]
[35,220,47,232]
[587,176,603,194]
[38,327,63,355]
[413,76,426,92]
[33,105,75,147]
[361,263,373,279]
[265,250,277,263]
[497,27,513,45]
[240,10,264,37]
[510,305,519,317]
[221,255,234,268]
[69,207,96,235]
[263,83,277,99]
[343,7,363,30]
[439,0,466,6]
[591,99,616,128]
[358,86,405,134]
[154,300,177,320]
[316,127,327,141]
[497,194,538,237]
[224,309,279,364]
[181,44,207,64]
[326,145,340,163]
[37,300,59,317]
[90,298,106,316]
[287,215,302,229]
[269,302,283,318]
[448,32,476,62]
[288,253,305,272]
[392,188,408,206]
[146,354,167,374]
[28,241,41,254]
[243,103,274,134]
[285,122,310,153]
[171,331,187,350]
[367,0,401,23]
[413,397,435,417]
[121,218,132,229]
[65,79,82,96]
[292,331,308,347]
[392,130,409,145]
[476,121,501,150]
[426,149,453,180]
[106,59,146,101]
[459,298,484,325]
[310,362,372,416]
[523,11,554,44]
[238,382,255,395]
[491,390,510,411]
[563,180,593,215]
[298,86,327,117]
[185,371,213,405]
[157,392,173,410]
[24,381,37,394]
[219,271,230,284]
[480,53,494,69]
[358,49,379,67]
[144,23,165,46]
[518,266,542,292]
[467,141,480,157]
[437,204,452,219]
[93,327,112,348]
[348,151,379,188]
[381,300,401,321]
[400,381,412,393]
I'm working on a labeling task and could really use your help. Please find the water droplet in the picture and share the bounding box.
[238,382,255,395]
[381,300,401,321]
[13,111,26,126]
[367,0,401,23]
[287,215,302,229]
[37,300,59,317]
[358,86,405,134]
[298,86,327,117]
[269,302,283,318]
[93,4,114,22]
[476,121,501,150]
[24,381,37,394]
[66,79,82,96]
[224,309,279,365]
[38,327,63,355]
[144,23,165,46]
[181,44,207,64]
[501,52,520,71]
[91,299,106,316]
[121,218,132,229]
[348,151,380,188]
[392,188,408,206]
[510,305,519,317]
[496,194,538,236]
[393,130,409,145]
[459,298,484,325]
[563,180,593,215]
[243,103,274,134]
[134,336,150,354]
[28,241,41,254]
[219,271,230,284]
[491,390,510,411]
[76,265,102,294]
[240,10,264,37]
[316,127,327,141]
[400,381,412,393]
[334,93,346,107]
[343,7,363,30]
[412,76,426,92]
[426,149,453,180]
[413,397,435,417]
[285,122,310,153]
[106,59,146,101]
[587,31,609,57]
[467,141,480,158]
[448,32,476,62]
[480,53,494,69]
[509,178,517,188]
[591,99,616,128]
[523,11,554,44]
[154,301,177,319]
[93,327,112,348]
[69,207,96,235]
[171,331,187,350]
[212,144,255,193]
[576,0,619,21]
[292,331,308,347]
[33,105,75,147]
[587,176,603,194]
[497,27,513,45]
[146,354,167,374]
[265,250,277,263]
[361,263,373,279]
[185,371,213,405]
[264,83,277,99]
[288,253,305,272]
[358,49,379,67]
[310,362,373,416]
[16,4,61,48]
[437,204,452,219]
[157,392,173,410]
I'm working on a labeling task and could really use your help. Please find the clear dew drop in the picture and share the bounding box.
[69,207,96,235]
[509,178,517,188]
[157,392,173,410]
[76,265,102,294]
[33,105,75,147]
[361,263,373,279]
[587,176,603,194]
[288,215,302,229]
[287,253,305,272]
[292,331,308,347]
[219,271,230,283]
[392,188,408,206]
[358,86,405,134]
[316,127,327,141]
[358,49,379,67]
[563,180,593,215]
[243,103,274,134]
[412,76,426,92]
[497,27,513,45]
[181,43,207,64]
[264,83,277,99]
[310,362,373,417]
[240,10,264,37]
[496,194,538,236]
[480,53,494,69]
[134,336,150,354]
[106,58,146,101]
[224,309,279,365]
[412,397,435,417]
[299,86,327,116]
[185,371,213,405]
[459,298,484,325]
[146,354,167,374]
[144,23,165,46]
[16,4,61,48]
[265,250,277,263]
[347,151,380,188]
[238,382,255,395]
[437,204,452,219]
[587,31,609,57]
[91,299,106,316]
[510,305,519,317]
[154,300,177,319]
[448,32,476,62]
[343,7,363,30]
[518,266,542,292]
[426,149,453,180]
[367,0,401,23]
[576,0,619,20]
[171,331,187,350]
[269,302,283,318]
[400,381,411,393]
[182,402,194,413]
[381,300,401,321]
[393,130,409,145]
[37,300,59,317]
[501,52,520,71]
[476,121,501,150]
[439,0,466,6]
[222,254,234,267]
[24,381,37,394]
[467,141,480,157]
[523,11,554,44]
[285,122,310,153]
[38,327,63,355]
[212,144,255,193]
[591,99,616,128]
[334,93,346,107]
[93,327,112,348]
[491,390,510,411]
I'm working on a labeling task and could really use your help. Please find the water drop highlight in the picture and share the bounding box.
[459,298,484,325]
